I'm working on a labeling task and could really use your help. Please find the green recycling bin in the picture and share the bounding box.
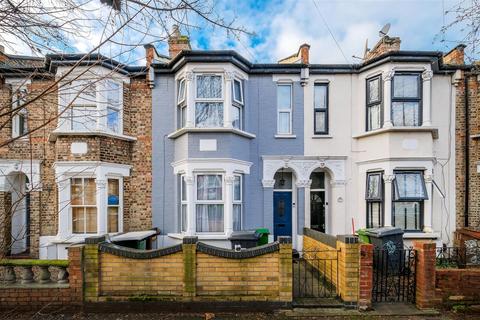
[255,228,270,245]
[357,229,371,244]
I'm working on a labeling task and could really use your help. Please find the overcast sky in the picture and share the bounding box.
[5,0,467,65]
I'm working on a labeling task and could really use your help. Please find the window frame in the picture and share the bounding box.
[177,78,186,105]
[365,75,383,131]
[232,79,244,105]
[105,79,122,134]
[12,87,28,138]
[233,174,242,231]
[106,177,122,234]
[180,175,188,232]
[194,173,225,233]
[70,177,97,234]
[365,171,384,228]
[194,74,224,128]
[277,83,293,135]
[313,83,329,135]
[391,72,423,127]
[393,170,428,201]
[392,170,426,232]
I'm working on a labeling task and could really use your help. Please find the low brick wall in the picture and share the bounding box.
[0,246,83,309]
[436,268,480,303]
[83,236,292,303]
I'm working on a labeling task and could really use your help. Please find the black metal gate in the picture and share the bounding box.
[293,250,338,299]
[372,248,416,303]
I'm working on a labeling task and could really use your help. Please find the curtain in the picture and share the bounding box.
[393,75,418,98]
[394,172,426,199]
[368,78,380,103]
[196,75,222,98]
[278,112,290,133]
[196,204,224,232]
[195,102,223,127]
[393,201,420,230]
[392,102,419,126]
[233,204,241,231]
[368,104,381,130]
[367,174,381,199]
[197,175,222,200]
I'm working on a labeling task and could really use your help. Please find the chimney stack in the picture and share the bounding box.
[365,36,401,61]
[168,25,191,58]
[299,44,310,64]
[443,44,466,65]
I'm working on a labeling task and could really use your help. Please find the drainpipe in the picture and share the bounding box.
[464,74,470,228]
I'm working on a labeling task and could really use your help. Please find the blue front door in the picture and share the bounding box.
[273,191,292,240]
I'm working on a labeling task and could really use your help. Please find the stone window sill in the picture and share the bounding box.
[402,232,440,239]
[49,130,137,142]
[353,126,439,140]
[168,232,230,240]
[274,134,296,139]
[311,135,333,139]
[167,127,256,139]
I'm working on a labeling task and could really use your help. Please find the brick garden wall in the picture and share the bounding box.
[436,268,480,302]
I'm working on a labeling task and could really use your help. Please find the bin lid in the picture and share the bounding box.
[255,228,270,235]
[229,230,260,240]
[365,227,404,237]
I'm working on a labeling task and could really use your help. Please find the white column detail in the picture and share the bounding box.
[383,175,394,227]
[304,179,312,229]
[57,178,70,237]
[383,70,395,128]
[185,72,195,128]
[225,175,235,236]
[185,175,195,235]
[423,174,433,233]
[96,179,107,234]
[422,70,433,127]
[224,72,234,128]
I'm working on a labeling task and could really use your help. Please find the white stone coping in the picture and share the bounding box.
[49,130,137,142]
[353,126,439,139]
[167,127,256,139]
[402,232,440,239]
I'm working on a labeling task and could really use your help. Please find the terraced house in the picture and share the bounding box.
[0,31,468,259]
[150,32,460,250]
[0,48,152,259]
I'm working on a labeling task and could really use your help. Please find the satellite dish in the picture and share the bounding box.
[379,23,391,37]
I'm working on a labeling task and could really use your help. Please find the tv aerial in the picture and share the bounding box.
[379,23,391,37]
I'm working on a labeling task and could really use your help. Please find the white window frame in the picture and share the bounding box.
[106,177,123,234]
[194,172,225,234]
[277,83,293,135]
[233,174,242,231]
[70,177,97,234]
[180,174,188,232]
[105,79,122,134]
[11,87,28,138]
[177,78,187,129]
[232,79,244,105]
[177,78,186,105]
[194,74,224,128]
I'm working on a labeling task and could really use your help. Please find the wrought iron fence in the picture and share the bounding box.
[436,243,480,269]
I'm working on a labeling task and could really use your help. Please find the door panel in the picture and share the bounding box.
[310,191,325,233]
[274,191,292,240]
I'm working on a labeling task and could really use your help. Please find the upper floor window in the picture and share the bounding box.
[195,75,223,128]
[12,87,28,138]
[277,84,292,135]
[392,170,428,231]
[392,73,422,127]
[232,79,243,130]
[366,76,382,131]
[366,172,383,228]
[177,78,187,129]
[314,84,328,134]
[62,79,123,134]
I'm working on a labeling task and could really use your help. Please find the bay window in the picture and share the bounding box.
[107,178,120,233]
[12,87,28,138]
[177,78,187,129]
[232,79,243,130]
[71,177,97,233]
[180,175,187,232]
[392,73,422,126]
[196,174,224,232]
[233,175,242,231]
[366,172,383,228]
[106,80,121,133]
[392,171,428,231]
[366,76,382,131]
[195,75,224,128]
[277,84,292,134]
[314,83,328,134]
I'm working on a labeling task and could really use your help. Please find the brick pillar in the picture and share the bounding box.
[0,191,12,257]
[83,235,105,302]
[182,236,197,299]
[68,245,84,304]
[278,236,293,302]
[28,191,41,258]
[336,235,360,307]
[413,241,438,309]
[358,244,374,310]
